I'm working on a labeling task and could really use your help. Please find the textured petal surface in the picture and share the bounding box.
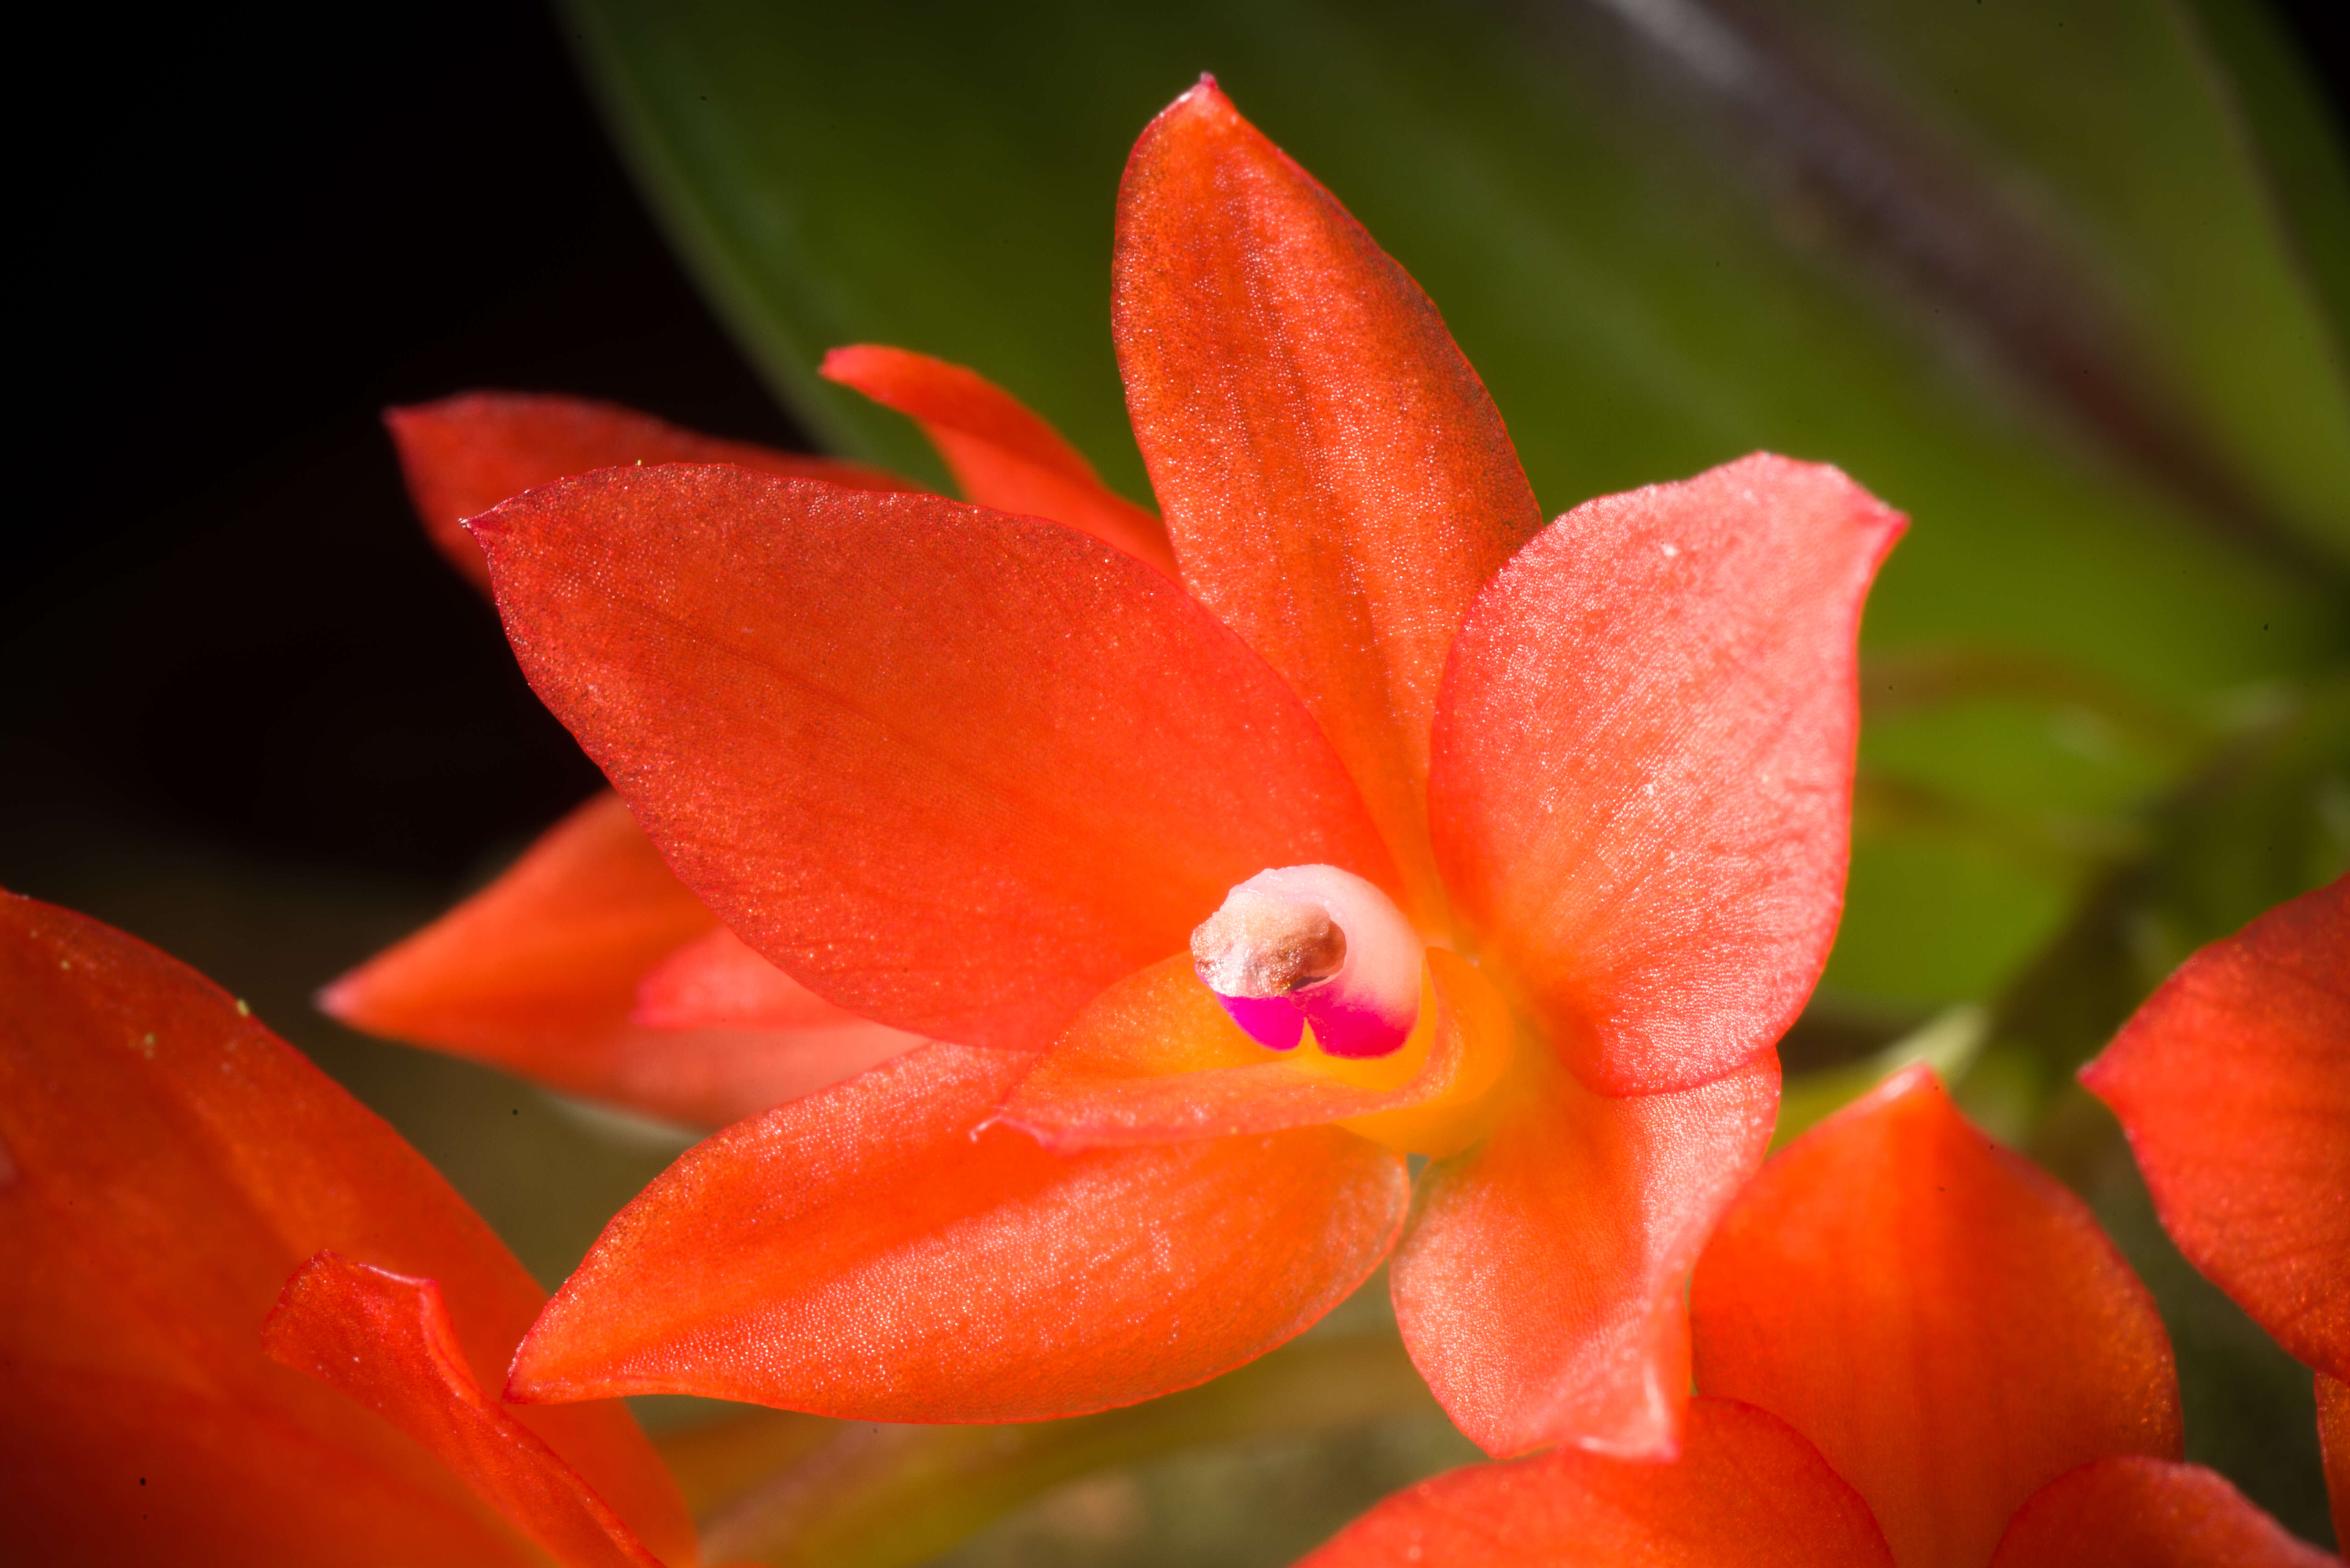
[1001,948,1515,1157]
[1390,1052,1779,1459]
[1988,1456,2336,1568]
[1296,1397,1893,1568]
[387,390,909,592]
[1431,453,1903,1096]
[475,466,1398,1051]
[2322,1372,2349,1552]
[1692,1067,2180,1568]
[820,344,1174,574]
[508,1043,1408,1422]
[0,892,695,1568]
[265,1256,663,1568]
[2080,875,2349,1379]
[322,793,896,1126]
[1113,79,1543,922]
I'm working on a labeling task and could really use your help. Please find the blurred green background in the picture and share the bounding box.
[6,0,2344,1560]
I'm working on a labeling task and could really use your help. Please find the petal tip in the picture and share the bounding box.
[1711,452,1909,561]
[501,1294,617,1406]
[1790,1060,1945,1151]
[312,972,361,1023]
[379,391,493,455]
[815,343,880,386]
[501,1333,555,1406]
[2074,1049,2116,1096]
[1160,71,1235,127]
[465,499,518,542]
[313,955,406,1034]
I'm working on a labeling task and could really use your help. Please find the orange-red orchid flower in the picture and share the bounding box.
[0,890,697,1567]
[1300,1067,2337,1567]
[2079,873,2349,1544]
[342,78,1901,1461]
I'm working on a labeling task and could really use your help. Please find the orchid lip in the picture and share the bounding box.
[1189,865,1423,1058]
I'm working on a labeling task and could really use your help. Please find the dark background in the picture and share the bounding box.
[11,2,804,890]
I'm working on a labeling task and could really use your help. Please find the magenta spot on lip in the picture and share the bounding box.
[1296,987,1410,1058]
[1216,992,1304,1050]
[1212,984,1410,1059]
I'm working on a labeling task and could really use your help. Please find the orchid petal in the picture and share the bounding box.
[1113,78,1544,923]
[1988,1456,2336,1568]
[2081,875,2349,1380]
[1691,1066,2180,1568]
[264,1255,665,1568]
[322,792,898,1126]
[508,1043,1407,1421]
[1001,948,1514,1156]
[474,465,1398,1051]
[1431,453,1902,1097]
[819,344,1175,574]
[0,892,695,1567]
[1295,1397,1893,1567]
[1390,1052,1778,1459]
[387,390,910,593]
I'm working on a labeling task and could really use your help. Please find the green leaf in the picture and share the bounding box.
[1782,0,2350,562]
[1985,674,2350,1107]
[561,0,2350,1009]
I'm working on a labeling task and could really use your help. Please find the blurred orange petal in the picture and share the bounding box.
[265,1255,666,1568]
[323,792,888,1125]
[635,923,881,1030]
[0,892,695,1567]
[2081,875,2349,1379]
[1988,1456,2336,1568]
[1296,1398,1893,1567]
[1692,1067,2180,1568]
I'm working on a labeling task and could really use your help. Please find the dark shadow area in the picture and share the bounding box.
[13,0,806,886]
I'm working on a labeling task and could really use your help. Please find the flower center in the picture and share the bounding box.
[1189,865,1423,1058]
